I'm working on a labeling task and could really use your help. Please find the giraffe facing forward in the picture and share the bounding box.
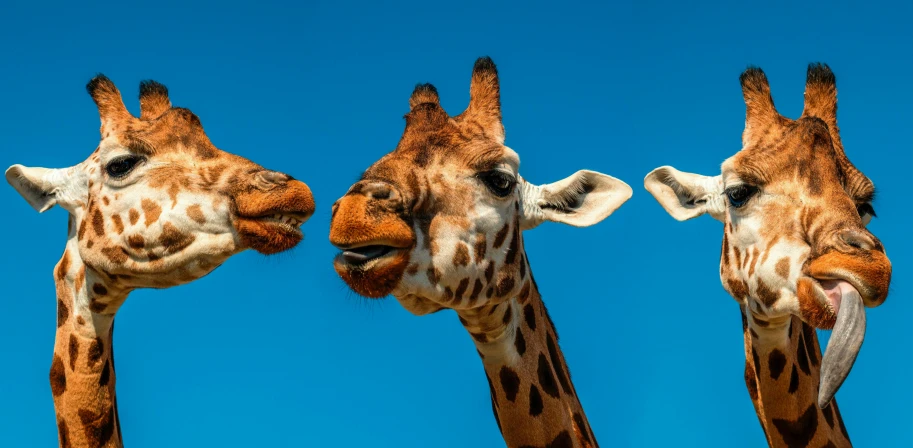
[329,57,632,447]
[7,76,315,447]
[644,64,891,447]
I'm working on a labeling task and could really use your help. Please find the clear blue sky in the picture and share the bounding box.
[1,1,909,447]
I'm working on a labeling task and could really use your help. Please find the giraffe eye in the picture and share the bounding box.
[106,155,145,179]
[856,203,876,225]
[725,184,757,208]
[478,170,516,198]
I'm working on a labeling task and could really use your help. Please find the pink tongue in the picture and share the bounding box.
[820,279,857,313]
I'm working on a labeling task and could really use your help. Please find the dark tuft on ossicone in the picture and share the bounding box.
[739,66,770,92]
[139,80,169,99]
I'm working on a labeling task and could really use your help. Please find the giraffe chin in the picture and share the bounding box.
[235,217,304,255]
[333,249,409,298]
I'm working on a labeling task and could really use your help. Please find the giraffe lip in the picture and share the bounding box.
[246,212,309,227]
[235,215,306,255]
[807,276,861,318]
[336,245,399,266]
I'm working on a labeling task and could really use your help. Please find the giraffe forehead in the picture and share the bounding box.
[384,128,517,170]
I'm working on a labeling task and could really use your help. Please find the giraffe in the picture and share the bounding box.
[6,76,315,447]
[328,57,632,448]
[644,64,891,447]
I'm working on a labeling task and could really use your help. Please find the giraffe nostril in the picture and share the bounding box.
[257,170,290,186]
[362,182,398,202]
[839,229,875,251]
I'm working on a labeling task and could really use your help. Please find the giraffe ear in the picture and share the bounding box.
[644,166,725,222]
[5,165,64,212]
[520,170,633,229]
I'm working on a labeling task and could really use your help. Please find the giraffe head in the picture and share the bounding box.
[7,76,315,290]
[329,57,632,314]
[644,64,891,407]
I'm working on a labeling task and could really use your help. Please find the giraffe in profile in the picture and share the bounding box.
[329,57,633,447]
[7,76,315,447]
[644,64,891,447]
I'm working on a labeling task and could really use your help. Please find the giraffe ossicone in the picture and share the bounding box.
[644,63,891,447]
[330,57,631,447]
[7,75,315,447]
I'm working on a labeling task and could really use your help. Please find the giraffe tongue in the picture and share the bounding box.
[818,280,865,409]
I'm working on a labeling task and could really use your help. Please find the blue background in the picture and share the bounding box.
[1,1,909,446]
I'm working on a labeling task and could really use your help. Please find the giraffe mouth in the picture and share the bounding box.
[338,245,395,265]
[252,213,309,227]
[333,242,407,268]
[330,241,412,298]
[236,213,309,255]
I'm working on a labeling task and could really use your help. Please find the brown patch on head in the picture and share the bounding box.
[92,208,105,236]
[186,204,206,224]
[141,199,162,227]
[775,257,790,279]
[128,208,139,226]
[159,222,195,255]
[127,235,145,250]
[110,214,124,234]
[101,246,128,265]
[493,223,510,249]
[474,234,487,263]
[754,280,780,308]
[453,242,470,267]
[726,277,749,302]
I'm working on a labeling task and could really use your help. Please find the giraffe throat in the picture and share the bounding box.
[50,235,126,448]
[458,278,598,448]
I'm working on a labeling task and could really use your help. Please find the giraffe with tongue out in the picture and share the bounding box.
[644,64,891,447]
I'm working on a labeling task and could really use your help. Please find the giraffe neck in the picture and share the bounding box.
[457,273,597,448]
[51,229,128,448]
[741,307,852,448]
